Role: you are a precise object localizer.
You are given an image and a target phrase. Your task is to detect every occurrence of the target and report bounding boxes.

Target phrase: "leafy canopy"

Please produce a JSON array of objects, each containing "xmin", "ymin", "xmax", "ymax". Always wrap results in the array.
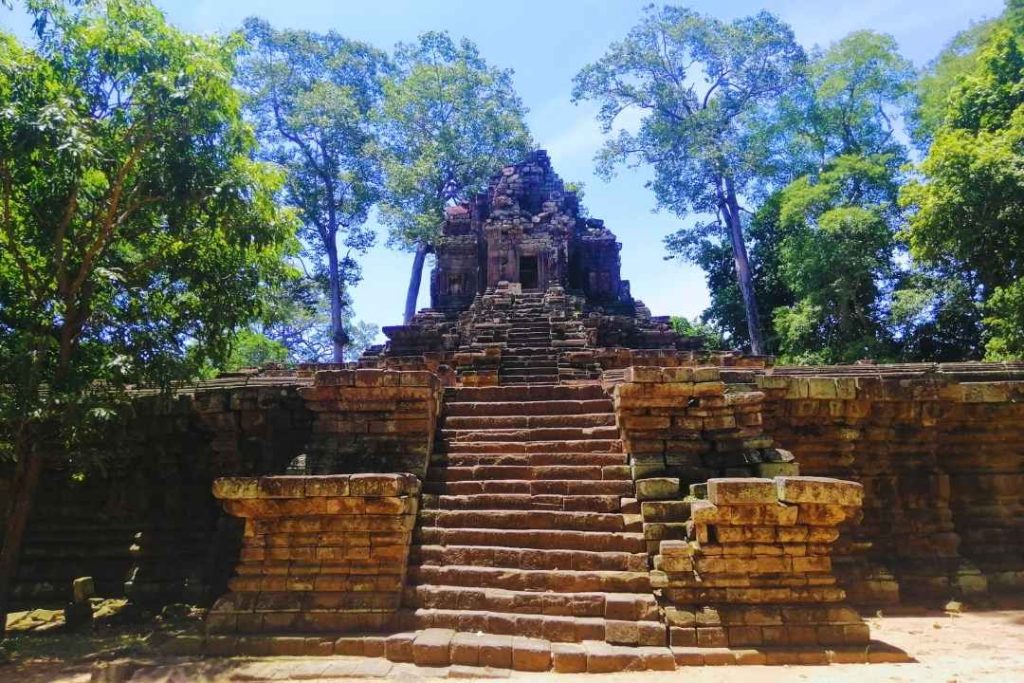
[
  {"xmin": 572, "ymin": 5, "xmax": 806, "ymax": 216},
  {"xmin": 378, "ymin": 31, "xmax": 532, "ymax": 249},
  {"xmin": 0, "ymin": 0, "xmax": 297, "ymax": 402},
  {"xmin": 239, "ymin": 17, "xmax": 388, "ymax": 276}
]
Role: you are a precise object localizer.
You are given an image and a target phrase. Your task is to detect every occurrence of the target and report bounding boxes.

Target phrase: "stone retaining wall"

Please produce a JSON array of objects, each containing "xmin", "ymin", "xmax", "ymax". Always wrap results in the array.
[
  {"xmin": 654, "ymin": 477, "xmax": 870, "ymax": 652},
  {"xmin": 299, "ymin": 370, "xmax": 443, "ymax": 478},
  {"xmin": 207, "ymin": 474, "xmax": 420, "ymax": 634},
  {"xmin": 758, "ymin": 374, "xmax": 1024, "ymax": 603}
]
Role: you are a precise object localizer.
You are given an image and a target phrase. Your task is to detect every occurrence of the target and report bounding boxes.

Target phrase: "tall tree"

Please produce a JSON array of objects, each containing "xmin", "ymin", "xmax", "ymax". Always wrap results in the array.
[
  {"xmin": 902, "ymin": 13, "xmax": 1024, "ymax": 358},
  {"xmin": 572, "ymin": 6, "xmax": 806, "ymax": 355},
  {"xmin": 766, "ymin": 31, "xmax": 914, "ymax": 362},
  {"xmin": 774, "ymin": 154, "xmax": 900, "ymax": 363},
  {"xmin": 239, "ymin": 18, "xmax": 388, "ymax": 361},
  {"xmin": 908, "ymin": 19, "xmax": 999, "ymax": 148},
  {"xmin": 379, "ymin": 31, "xmax": 532, "ymax": 324},
  {"xmin": 0, "ymin": 0, "xmax": 295, "ymax": 630}
]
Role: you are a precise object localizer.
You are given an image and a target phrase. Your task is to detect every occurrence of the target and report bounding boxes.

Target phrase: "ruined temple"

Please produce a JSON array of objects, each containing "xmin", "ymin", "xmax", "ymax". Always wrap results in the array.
[
  {"xmin": 370, "ymin": 149, "xmax": 699, "ymax": 366},
  {"xmin": 5, "ymin": 151, "xmax": 1023, "ymax": 672}
]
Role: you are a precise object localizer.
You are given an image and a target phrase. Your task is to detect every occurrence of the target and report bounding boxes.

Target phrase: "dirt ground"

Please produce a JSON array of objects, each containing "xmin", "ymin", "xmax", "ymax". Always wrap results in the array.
[{"xmin": 5, "ymin": 607, "xmax": 1024, "ymax": 682}]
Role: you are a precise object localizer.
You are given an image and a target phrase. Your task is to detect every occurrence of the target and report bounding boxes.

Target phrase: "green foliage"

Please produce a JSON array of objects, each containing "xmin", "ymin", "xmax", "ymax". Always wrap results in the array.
[
  {"xmin": 239, "ymin": 18, "xmax": 388, "ymax": 360},
  {"xmin": 670, "ymin": 316, "xmax": 726, "ymax": 350},
  {"xmin": 666, "ymin": 193, "xmax": 794, "ymax": 351},
  {"xmin": 574, "ymin": 5, "xmax": 806, "ymax": 354},
  {"xmin": 793, "ymin": 31, "xmax": 913, "ymax": 161},
  {"xmin": 773, "ymin": 155, "xmax": 899, "ymax": 363},
  {"xmin": 246, "ymin": 277, "xmax": 379, "ymax": 363},
  {"xmin": 225, "ymin": 329, "xmax": 288, "ymax": 371},
  {"xmin": 0, "ymin": 0, "xmax": 296, "ymax": 436},
  {"xmin": 985, "ymin": 279, "xmax": 1024, "ymax": 358},
  {"xmin": 889, "ymin": 272, "xmax": 983, "ymax": 360},
  {"xmin": 909, "ymin": 19, "xmax": 998, "ymax": 147},
  {"xmin": 379, "ymin": 31, "xmax": 532, "ymax": 250},
  {"xmin": 573, "ymin": 6, "xmax": 805, "ymax": 216},
  {"xmin": 901, "ymin": 15, "xmax": 1024, "ymax": 358}
]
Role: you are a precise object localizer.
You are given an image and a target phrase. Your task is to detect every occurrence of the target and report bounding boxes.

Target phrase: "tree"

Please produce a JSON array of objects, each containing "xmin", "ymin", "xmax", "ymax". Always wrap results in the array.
[
  {"xmin": 901, "ymin": 16, "xmax": 1024, "ymax": 358},
  {"xmin": 666, "ymin": 192, "xmax": 794, "ymax": 351},
  {"xmin": 790, "ymin": 31, "xmax": 913, "ymax": 162},
  {"xmin": 0, "ymin": 0, "xmax": 296, "ymax": 630},
  {"xmin": 239, "ymin": 18, "xmax": 388, "ymax": 361},
  {"xmin": 379, "ymin": 31, "xmax": 532, "ymax": 324},
  {"xmin": 573, "ymin": 6, "xmax": 806, "ymax": 355},
  {"xmin": 233, "ymin": 276, "xmax": 380, "ymax": 365},
  {"xmin": 908, "ymin": 19, "xmax": 999, "ymax": 148},
  {"xmin": 773, "ymin": 154, "xmax": 900, "ymax": 363},
  {"xmin": 763, "ymin": 32, "xmax": 914, "ymax": 363}
]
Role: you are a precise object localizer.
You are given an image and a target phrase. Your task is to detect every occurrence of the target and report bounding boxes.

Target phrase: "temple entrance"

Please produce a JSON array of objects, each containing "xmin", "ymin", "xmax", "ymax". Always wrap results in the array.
[{"xmin": 519, "ymin": 255, "xmax": 539, "ymax": 290}]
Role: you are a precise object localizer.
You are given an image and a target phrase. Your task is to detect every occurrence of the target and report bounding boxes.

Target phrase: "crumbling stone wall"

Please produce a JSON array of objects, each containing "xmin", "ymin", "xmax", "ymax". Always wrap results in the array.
[
  {"xmin": 655, "ymin": 477, "xmax": 870, "ymax": 660},
  {"xmin": 207, "ymin": 474, "xmax": 419, "ymax": 634},
  {"xmin": 758, "ymin": 372, "xmax": 1024, "ymax": 603},
  {"xmin": 299, "ymin": 369, "xmax": 442, "ymax": 478},
  {"xmin": 2, "ymin": 369, "xmax": 442, "ymax": 607}
]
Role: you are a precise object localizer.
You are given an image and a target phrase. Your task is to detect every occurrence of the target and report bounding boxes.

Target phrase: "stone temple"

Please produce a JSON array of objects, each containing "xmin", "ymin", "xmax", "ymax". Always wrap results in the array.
[
  {"xmin": 5, "ymin": 151, "xmax": 1023, "ymax": 672},
  {"xmin": 374, "ymin": 149, "xmax": 700, "ymax": 367}
]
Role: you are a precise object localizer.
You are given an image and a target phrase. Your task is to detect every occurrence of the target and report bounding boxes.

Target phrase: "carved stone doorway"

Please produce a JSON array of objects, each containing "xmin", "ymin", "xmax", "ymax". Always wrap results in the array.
[{"xmin": 519, "ymin": 255, "xmax": 539, "ymax": 290}]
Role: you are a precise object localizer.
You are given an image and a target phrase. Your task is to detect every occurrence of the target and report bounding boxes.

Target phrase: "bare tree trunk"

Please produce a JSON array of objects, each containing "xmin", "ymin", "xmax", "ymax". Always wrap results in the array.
[
  {"xmin": 0, "ymin": 433, "xmax": 43, "ymax": 636},
  {"xmin": 326, "ymin": 237, "xmax": 345, "ymax": 363},
  {"xmin": 403, "ymin": 242, "xmax": 430, "ymax": 325},
  {"xmin": 722, "ymin": 176, "xmax": 765, "ymax": 356}
]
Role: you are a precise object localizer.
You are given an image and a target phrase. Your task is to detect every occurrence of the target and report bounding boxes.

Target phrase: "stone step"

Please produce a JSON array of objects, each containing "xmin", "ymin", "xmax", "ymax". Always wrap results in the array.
[
  {"xmin": 377, "ymin": 626, "xmax": 676, "ymax": 670},
  {"xmin": 408, "ymin": 564, "xmax": 652, "ymax": 594},
  {"xmin": 500, "ymin": 376, "xmax": 560, "ymax": 385},
  {"xmin": 486, "ymin": 347, "xmax": 558, "ymax": 357},
  {"xmin": 440, "ymin": 426, "xmax": 621, "ymax": 443},
  {"xmin": 415, "ymin": 526, "xmax": 647, "ymax": 553},
  {"xmin": 496, "ymin": 366, "xmax": 560, "ymax": 376},
  {"xmin": 446, "ymin": 384, "xmax": 607, "ymax": 402},
  {"xmin": 442, "ymin": 414, "xmax": 616, "ymax": 430},
  {"xmin": 419, "ymin": 509, "xmax": 640, "ymax": 533},
  {"xmin": 499, "ymin": 361, "xmax": 559, "ymax": 370},
  {"xmin": 428, "ymin": 453, "xmax": 627, "ymax": 468},
  {"xmin": 422, "ymin": 493, "xmax": 624, "ymax": 513},
  {"xmin": 423, "ymin": 477, "xmax": 632, "ymax": 496},
  {"xmin": 407, "ymin": 585, "xmax": 660, "ymax": 621},
  {"xmin": 411, "ymin": 544, "xmax": 648, "ymax": 572},
  {"xmin": 437, "ymin": 439, "xmax": 624, "ymax": 455},
  {"xmin": 444, "ymin": 401, "xmax": 610, "ymax": 417},
  {"xmin": 425, "ymin": 464, "xmax": 630, "ymax": 482}
]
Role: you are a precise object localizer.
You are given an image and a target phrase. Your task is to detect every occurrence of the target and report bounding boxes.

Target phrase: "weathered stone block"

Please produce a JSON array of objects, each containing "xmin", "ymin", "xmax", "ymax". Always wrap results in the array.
[
  {"xmin": 706, "ymin": 478, "xmax": 777, "ymax": 505},
  {"xmin": 776, "ymin": 476, "xmax": 863, "ymax": 506}
]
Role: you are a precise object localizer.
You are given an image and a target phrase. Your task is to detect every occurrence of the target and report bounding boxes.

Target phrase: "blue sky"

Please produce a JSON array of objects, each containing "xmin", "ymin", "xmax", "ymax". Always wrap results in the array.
[{"xmin": 1, "ymin": 0, "xmax": 1006, "ymax": 338}]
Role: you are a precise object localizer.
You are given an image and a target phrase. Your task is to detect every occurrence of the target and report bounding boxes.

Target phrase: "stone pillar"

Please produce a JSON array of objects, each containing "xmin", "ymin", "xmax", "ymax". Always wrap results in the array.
[
  {"xmin": 654, "ymin": 476, "xmax": 872, "ymax": 658},
  {"xmin": 207, "ymin": 473, "xmax": 419, "ymax": 634}
]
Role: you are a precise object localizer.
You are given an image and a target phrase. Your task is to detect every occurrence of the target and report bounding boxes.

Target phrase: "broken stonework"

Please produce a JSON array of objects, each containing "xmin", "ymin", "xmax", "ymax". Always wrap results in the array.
[{"xmin": 207, "ymin": 474, "xmax": 420, "ymax": 634}]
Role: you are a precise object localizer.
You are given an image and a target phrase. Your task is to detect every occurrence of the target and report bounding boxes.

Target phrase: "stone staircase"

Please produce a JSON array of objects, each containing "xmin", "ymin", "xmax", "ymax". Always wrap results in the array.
[
  {"xmin": 407, "ymin": 383, "xmax": 667, "ymax": 646},
  {"xmin": 500, "ymin": 291, "xmax": 559, "ymax": 385}
]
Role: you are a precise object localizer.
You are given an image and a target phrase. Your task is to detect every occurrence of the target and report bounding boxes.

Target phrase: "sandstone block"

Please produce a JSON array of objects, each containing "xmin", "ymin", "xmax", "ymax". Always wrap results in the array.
[
  {"xmin": 630, "ymin": 479, "xmax": 679, "ymax": 499},
  {"xmin": 707, "ymin": 478, "xmax": 777, "ymax": 505},
  {"xmin": 776, "ymin": 476, "xmax": 863, "ymax": 506},
  {"xmin": 512, "ymin": 636, "xmax": 551, "ymax": 671},
  {"xmin": 303, "ymin": 476, "xmax": 350, "ymax": 497},
  {"xmin": 413, "ymin": 628, "xmax": 454, "ymax": 667},
  {"xmin": 450, "ymin": 632, "xmax": 481, "ymax": 666},
  {"xmin": 385, "ymin": 632, "xmax": 416, "ymax": 662},
  {"xmin": 477, "ymin": 634, "xmax": 513, "ymax": 668},
  {"xmin": 213, "ymin": 478, "xmax": 260, "ymax": 500},
  {"xmin": 551, "ymin": 642, "xmax": 587, "ymax": 673}
]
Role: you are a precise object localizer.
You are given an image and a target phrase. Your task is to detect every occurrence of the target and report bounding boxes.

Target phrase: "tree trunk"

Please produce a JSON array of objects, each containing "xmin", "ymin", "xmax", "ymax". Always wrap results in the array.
[
  {"xmin": 0, "ymin": 435, "xmax": 43, "ymax": 636},
  {"xmin": 722, "ymin": 176, "xmax": 765, "ymax": 356},
  {"xmin": 403, "ymin": 242, "xmax": 430, "ymax": 325},
  {"xmin": 326, "ymin": 236, "xmax": 345, "ymax": 363}
]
